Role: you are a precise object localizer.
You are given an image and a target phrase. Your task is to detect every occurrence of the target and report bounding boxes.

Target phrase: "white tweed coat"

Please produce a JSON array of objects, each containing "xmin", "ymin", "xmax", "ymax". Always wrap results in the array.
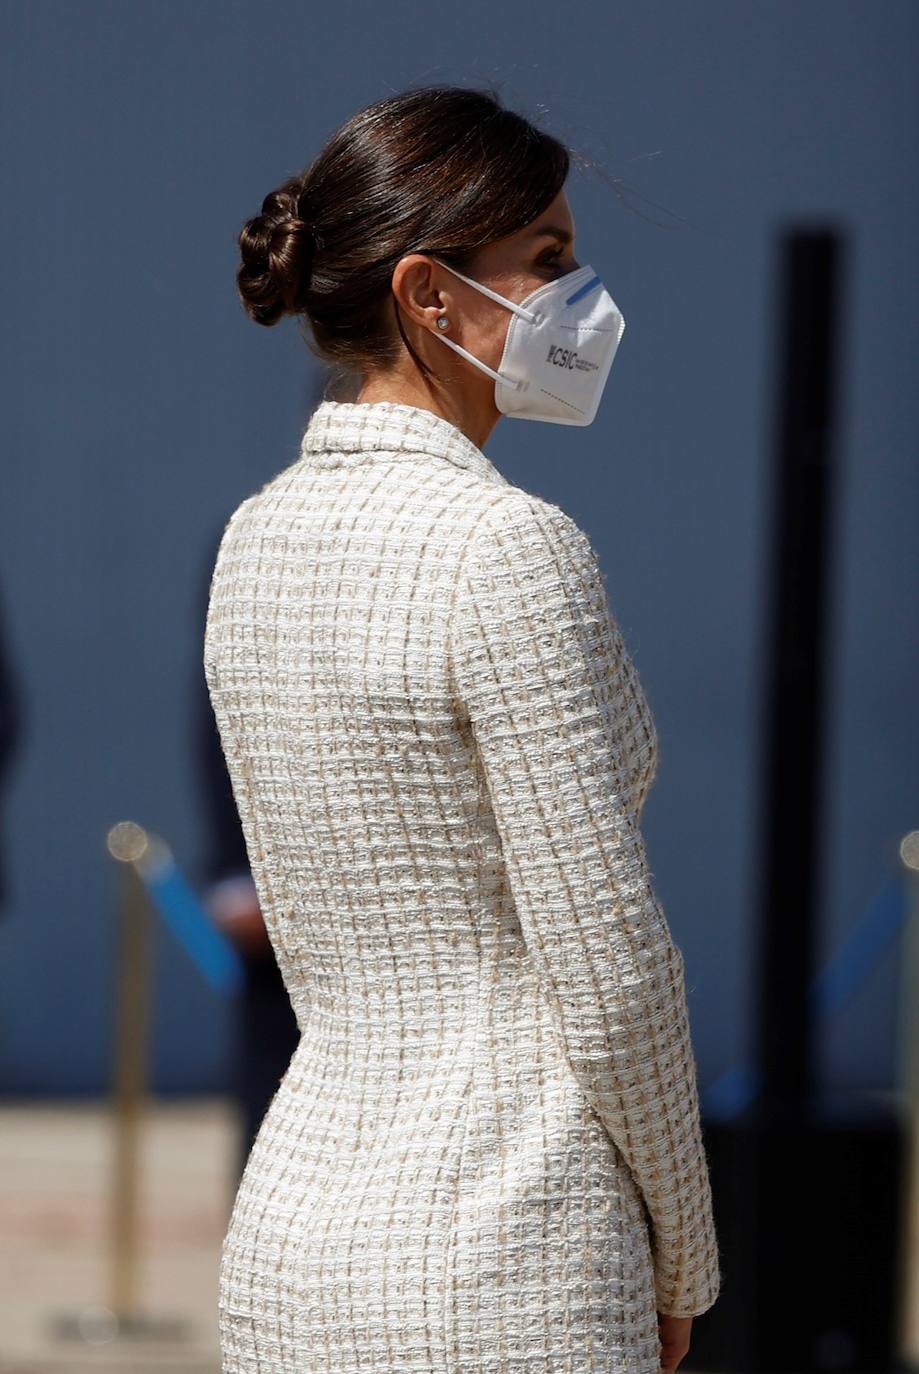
[{"xmin": 203, "ymin": 398, "xmax": 722, "ymax": 1373}]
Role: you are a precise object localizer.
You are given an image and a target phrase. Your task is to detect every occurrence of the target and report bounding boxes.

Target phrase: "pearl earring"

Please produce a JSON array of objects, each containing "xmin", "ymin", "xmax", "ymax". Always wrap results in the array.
[{"xmin": 436, "ymin": 315, "xmax": 450, "ymax": 330}]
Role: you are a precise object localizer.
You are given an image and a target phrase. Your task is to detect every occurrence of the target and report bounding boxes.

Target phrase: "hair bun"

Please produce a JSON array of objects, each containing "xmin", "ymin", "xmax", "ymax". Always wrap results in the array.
[
  {"xmin": 236, "ymin": 180, "xmax": 315, "ymax": 326},
  {"xmin": 235, "ymin": 84, "xmax": 570, "ymax": 375}
]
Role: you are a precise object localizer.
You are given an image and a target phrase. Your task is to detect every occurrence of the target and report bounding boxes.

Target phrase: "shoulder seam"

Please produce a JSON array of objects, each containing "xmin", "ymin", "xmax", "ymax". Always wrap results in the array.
[{"xmin": 455, "ymin": 488, "xmax": 579, "ymax": 584}]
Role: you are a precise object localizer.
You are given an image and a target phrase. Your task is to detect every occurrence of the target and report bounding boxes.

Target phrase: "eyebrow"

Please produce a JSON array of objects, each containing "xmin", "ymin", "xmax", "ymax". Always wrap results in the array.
[{"xmin": 529, "ymin": 223, "xmax": 575, "ymax": 245}]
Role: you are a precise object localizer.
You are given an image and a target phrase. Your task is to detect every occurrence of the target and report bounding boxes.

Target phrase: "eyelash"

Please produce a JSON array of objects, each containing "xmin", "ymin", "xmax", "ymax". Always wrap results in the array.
[{"xmin": 541, "ymin": 248, "xmax": 566, "ymax": 273}]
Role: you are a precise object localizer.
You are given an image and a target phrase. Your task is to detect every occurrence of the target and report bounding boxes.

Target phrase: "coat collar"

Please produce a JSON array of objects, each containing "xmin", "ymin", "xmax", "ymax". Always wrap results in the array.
[{"xmin": 298, "ymin": 399, "xmax": 510, "ymax": 485}]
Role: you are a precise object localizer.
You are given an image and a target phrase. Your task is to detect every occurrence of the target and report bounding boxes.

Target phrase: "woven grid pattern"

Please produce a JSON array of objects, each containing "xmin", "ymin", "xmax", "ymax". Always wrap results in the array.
[{"xmin": 203, "ymin": 399, "xmax": 721, "ymax": 1373}]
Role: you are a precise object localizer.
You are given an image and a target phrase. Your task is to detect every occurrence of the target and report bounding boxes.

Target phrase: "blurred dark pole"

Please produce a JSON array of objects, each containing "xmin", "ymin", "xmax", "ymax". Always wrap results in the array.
[
  {"xmin": 0, "ymin": 583, "xmax": 24, "ymax": 913},
  {"xmin": 754, "ymin": 226, "xmax": 841, "ymax": 1121},
  {"xmin": 748, "ymin": 224, "xmax": 843, "ymax": 1370},
  {"xmin": 695, "ymin": 226, "xmax": 906, "ymax": 1374},
  {"xmin": 746, "ymin": 227, "xmax": 904, "ymax": 1373}
]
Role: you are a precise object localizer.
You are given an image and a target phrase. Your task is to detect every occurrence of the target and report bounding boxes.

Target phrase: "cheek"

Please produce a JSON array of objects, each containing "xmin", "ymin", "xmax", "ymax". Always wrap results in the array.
[{"xmin": 467, "ymin": 303, "xmax": 512, "ymax": 370}]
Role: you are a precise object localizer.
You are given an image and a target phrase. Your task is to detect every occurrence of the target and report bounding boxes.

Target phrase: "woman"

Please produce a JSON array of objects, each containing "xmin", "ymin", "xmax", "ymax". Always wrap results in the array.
[{"xmin": 204, "ymin": 84, "xmax": 722, "ymax": 1374}]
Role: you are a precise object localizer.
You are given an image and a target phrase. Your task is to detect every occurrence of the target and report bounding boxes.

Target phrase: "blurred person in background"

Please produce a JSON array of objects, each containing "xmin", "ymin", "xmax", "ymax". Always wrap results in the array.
[{"xmin": 195, "ymin": 534, "xmax": 300, "ymax": 1181}]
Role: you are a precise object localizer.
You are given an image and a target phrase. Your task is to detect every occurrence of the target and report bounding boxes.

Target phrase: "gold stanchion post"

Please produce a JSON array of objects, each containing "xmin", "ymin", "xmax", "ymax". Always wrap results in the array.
[
  {"xmin": 50, "ymin": 821, "xmax": 188, "ymax": 1347},
  {"xmin": 109, "ymin": 826, "xmax": 151, "ymax": 1320}
]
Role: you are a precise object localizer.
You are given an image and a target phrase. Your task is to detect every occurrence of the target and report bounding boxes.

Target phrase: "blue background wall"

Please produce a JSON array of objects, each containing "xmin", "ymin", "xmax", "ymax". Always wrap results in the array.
[{"xmin": 1, "ymin": 1, "xmax": 916, "ymax": 1100}]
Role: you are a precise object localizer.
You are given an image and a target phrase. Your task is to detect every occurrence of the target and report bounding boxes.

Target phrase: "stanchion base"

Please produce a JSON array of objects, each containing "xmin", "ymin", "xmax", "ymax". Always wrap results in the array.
[{"xmin": 48, "ymin": 1305, "xmax": 191, "ymax": 1345}]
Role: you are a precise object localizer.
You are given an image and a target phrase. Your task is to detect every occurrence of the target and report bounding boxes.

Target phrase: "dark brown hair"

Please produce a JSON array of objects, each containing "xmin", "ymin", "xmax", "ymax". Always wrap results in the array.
[{"xmin": 236, "ymin": 84, "xmax": 571, "ymax": 387}]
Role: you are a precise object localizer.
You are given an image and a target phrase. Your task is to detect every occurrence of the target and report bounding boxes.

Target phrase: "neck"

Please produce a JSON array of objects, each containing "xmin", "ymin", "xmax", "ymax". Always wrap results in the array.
[{"xmin": 354, "ymin": 373, "xmax": 499, "ymax": 451}]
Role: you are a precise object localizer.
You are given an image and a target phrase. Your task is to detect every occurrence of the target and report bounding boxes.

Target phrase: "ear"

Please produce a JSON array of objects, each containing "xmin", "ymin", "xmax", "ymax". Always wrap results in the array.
[{"xmin": 390, "ymin": 254, "xmax": 453, "ymax": 332}]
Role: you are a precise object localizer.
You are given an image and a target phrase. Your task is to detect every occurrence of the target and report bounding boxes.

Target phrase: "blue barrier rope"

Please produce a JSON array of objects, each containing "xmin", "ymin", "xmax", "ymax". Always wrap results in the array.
[
  {"xmin": 140, "ymin": 857, "xmax": 245, "ymax": 995},
  {"xmin": 808, "ymin": 872, "xmax": 906, "ymax": 1018},
  {"xmin": 702, "ymin": 870, "xmax": 909, "ymax": 1119},
  {"xmin": 137, "ymin": 841, "xmax": 910, "ymax": 1103}
]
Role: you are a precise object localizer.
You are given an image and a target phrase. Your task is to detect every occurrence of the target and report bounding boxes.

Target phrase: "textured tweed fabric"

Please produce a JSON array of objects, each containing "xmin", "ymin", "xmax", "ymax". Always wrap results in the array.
[{"xmin": 203, "ymin": 399, "xmax": 722, "ymax": 1373}]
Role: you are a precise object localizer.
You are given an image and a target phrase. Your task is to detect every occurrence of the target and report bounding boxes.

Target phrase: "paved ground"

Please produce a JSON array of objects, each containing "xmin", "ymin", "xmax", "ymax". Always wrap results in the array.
[{"xmin": 0, "ymin": 1098, "xmax": 236, "ymax": 1373}]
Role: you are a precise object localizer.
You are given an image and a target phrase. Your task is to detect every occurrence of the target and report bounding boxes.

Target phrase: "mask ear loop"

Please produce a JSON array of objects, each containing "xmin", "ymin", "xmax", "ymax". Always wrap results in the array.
[
  {"xmin": 426, "ymin": 256, "xmax": 540, "ymax": 324},
  {"xmin": 423, "ymin": 255, "xmax": 534, "ymax": 390},
  {"xmin": 431, "ymin": 330, "xmax": 519, "ymax": 387}
]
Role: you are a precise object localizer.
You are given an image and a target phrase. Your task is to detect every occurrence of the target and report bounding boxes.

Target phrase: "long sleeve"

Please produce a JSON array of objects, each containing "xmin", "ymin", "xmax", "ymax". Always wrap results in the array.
[{"xmin": 450, "ymin": 493, "xmax": 722, "ymax": 1319}]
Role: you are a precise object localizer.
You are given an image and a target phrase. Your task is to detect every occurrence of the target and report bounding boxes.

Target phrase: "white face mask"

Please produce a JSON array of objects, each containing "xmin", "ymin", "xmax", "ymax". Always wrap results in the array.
[{"xmin": 427, "ymin": 255, "xmax": 626, "ymax": 426}]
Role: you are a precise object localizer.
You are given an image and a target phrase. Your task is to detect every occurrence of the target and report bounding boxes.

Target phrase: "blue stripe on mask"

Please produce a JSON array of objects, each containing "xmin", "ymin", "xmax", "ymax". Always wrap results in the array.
[{"xmin": 565, "ymin": 275, "xmax": 602, "ymax": 306}]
